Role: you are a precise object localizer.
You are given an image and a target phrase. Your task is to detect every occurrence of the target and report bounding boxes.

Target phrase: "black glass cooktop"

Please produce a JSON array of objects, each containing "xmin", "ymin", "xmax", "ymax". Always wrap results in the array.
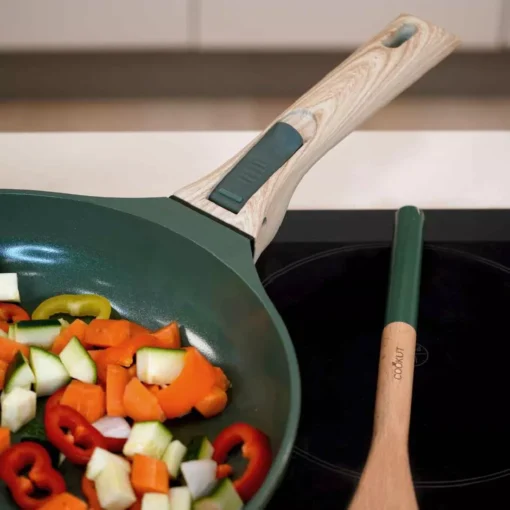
[{"xmin": 255, "ymin": 210, "xmax": 510, "ymax": 510}]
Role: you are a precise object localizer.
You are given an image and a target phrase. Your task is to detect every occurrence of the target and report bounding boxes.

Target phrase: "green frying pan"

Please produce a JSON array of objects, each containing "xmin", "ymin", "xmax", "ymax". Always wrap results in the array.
[{"xmin": 0, "ymin": 15, "xmax": 458, "ymax": 509}]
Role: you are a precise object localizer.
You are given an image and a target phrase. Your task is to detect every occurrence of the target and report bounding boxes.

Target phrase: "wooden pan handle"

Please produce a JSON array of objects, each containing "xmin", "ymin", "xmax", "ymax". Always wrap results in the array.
[{"xmin": 173, "ymin": 14, "xmax": 459, "ymax": 259}]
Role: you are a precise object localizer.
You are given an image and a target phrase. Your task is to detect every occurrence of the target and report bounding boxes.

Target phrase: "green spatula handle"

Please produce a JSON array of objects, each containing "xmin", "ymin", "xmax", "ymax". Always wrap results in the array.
[
  {"xmin": 174, "ymin": 15, "xmax": 458, "ymax": 260},
  {"xmin": 376, "ymin": 205, "xmax": 424, "ymax": 439},
  {"xmin": 348, "ymin": 205, "xmax": 424, "ymax": 510},
  {"xmin": 385, "ymin": 205, "xmax": 425, "ymax": 329}
]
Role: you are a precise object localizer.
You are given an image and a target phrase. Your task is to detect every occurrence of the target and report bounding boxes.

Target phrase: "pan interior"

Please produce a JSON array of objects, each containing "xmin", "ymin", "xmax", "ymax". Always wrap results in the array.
[{"xmin": 0, "ymin": 194, "xmax": 293, "ymax": 500}]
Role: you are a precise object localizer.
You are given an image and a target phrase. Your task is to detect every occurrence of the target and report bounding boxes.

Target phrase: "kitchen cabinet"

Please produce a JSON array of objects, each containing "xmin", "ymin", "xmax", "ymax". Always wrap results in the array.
[
  {"xmin": 197, "ymin": 0, "xmax": 503, "ymax": 50},
  {"xmin": 0, "ymin": 0, "xmax": 505, "ymax": 52},
  {"xmin": 0, "ymin": 0, "xmax": 189, "ymax": 50},
  {"xmin": 502, "ymin": 0, "xmax": 510, "ymax": 46}
]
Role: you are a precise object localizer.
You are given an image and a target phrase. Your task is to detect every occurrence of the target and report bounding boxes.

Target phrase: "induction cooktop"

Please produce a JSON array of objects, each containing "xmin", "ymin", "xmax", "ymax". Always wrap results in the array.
[{"xmin": 255, "ymin": 210, "xmax": 510, "ymax": 510}]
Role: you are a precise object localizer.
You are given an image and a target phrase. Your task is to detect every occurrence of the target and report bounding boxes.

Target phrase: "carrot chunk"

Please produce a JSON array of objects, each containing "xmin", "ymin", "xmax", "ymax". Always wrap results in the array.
[
  {"xmin": 214, "ymin": 367, "xmax": 231, "ymax": 392},
  {"xmin": 157, "ymin": 347, "xmax": 216, "ymax": 419},
  {"xmin": 106, "ymin": 365, "xmax": 130, "ymax": 417},
  {"xmin": 130, "ymin": 454, "xmax": 169, "ymax": 495},
  {"xmin": 152, "ymin": 322, "xmax": 181, "ymax": 349},
  {"xmin": 129, "ymin": 322, "xmax": 150, "ymax": 337},
  {"xmin": 81, "ymin": 476, "xmax": 101, "ymax": 510},
  {"xmin": 39, "ymin": 492, "xmax": 87, "ymax": 510},
  {"xmin": 60, "ymin": 380, "xmax": 106, "ymax": 423},
  {"xmin": 123, "ymin": 378, "xmax": 165, "ymax": 422},
  {"xmin": 0, "ymin": 360, "xmax": 8, "ymax": 391},
  {"xmin": 143, "ymin": 384, "xmax": 161, "ymax": 398},
  {"xmin": 51, "ymin": 319, "xmax": 88, "ymax": 354},
  {"xmin": 195, "ymin": 386, "xmax": 228, "ymax": 418},
  {"xmin": 86, "ymin": 319, "xmax": 131, "ymax": 348},
  {"xmin": 0, "ymin": 427, "xmax": 11, "ymax": 455},
  {"xmin": 87, "ymin": 349, "xmax": 102, "ymax": 363},
  {"xmin": 0, "ymin": 336, "xmax": 29, "ymax": 363}
]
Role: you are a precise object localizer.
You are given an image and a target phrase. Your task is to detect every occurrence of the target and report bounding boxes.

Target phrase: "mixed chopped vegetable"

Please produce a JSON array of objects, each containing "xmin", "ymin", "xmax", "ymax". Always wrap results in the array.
[{"xmin": 0, "ymin": 274, "xmax": 272, "ymax": 509}]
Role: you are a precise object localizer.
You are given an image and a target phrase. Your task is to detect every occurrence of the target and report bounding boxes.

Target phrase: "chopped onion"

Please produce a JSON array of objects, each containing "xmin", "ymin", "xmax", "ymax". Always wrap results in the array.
[
  {"xmin": 0, "ymin": 329, "xmax": 7, "ymax": 338},
  {"xmin": 92, "ymin": 417, "xmax": 131, "ymax": 439}
]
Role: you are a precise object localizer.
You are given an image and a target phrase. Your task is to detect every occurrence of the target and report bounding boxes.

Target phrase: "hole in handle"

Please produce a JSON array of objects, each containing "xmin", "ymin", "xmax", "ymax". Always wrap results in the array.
[{"xmin": 383, "ymin": 23, "xmax": 417, "ymax": 48}]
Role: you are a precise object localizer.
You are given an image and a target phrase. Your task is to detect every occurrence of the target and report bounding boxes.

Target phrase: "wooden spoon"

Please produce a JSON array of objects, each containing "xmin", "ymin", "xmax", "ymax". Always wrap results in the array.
[{"xmin": 348, "ymin": 205, "xmax": 425, "ymax": 510}]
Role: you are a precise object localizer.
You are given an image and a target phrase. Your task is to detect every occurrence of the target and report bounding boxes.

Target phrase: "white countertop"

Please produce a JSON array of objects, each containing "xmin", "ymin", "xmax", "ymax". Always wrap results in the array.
[{"xmin": 1, "ymin": 130, "xmax": 509, "ymax": 209}]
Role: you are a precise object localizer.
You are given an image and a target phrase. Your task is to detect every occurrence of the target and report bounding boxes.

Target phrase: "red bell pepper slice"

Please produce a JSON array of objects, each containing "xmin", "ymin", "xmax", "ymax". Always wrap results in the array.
[
  {"xmin": 0, "ymin": 441, "xmax": 66, "ymax": 509},
  {"xmin": 46, "ymin": 395, "xmax": 124, "ymax": 453},
  {"xmin": 44, "ymin": 405, "xmax": 108, "ymax": 465},
  {"xmin": 103, "ymin": 436, "xmax": 127, "ymax": 453},
  {"xmin": 0, "ymin": 303, "xmax": 30, "ymax": 323},
  {"xmin": 212, "ymin": 422, "xmax": 272, "ymax": 502},
  {"xmin": 216, "ymin": 463, "xmax": 233, "ymax": 480},
  {"xmin": 45, "ymin": 387, "xmax": 67, "ymax": 411}
]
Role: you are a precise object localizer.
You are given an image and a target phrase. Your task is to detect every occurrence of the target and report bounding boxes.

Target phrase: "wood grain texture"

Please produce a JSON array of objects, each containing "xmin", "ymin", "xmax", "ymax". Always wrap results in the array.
[
  {"xmin": 348, "ymin": 321, "xmax": 418, "ymax": 510},
  {"xmin": 174, "ymin": 13, "xmax": 460, "ymax": 259}
]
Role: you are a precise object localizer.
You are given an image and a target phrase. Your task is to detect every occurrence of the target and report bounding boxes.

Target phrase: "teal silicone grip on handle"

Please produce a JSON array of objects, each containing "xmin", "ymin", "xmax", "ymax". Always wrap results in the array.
[
  {"xmin": 208, "ymin": 122, "xmax": 303, "ymax": 213},
  {"xmin": 385, "ymin": 205, "xmax": 425, "ymax": 329}
]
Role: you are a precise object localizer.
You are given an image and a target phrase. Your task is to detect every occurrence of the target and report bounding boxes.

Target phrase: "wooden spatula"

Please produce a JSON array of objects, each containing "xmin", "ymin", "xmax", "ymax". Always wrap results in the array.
[{"xmin": 348, "ymin": 205, "xmax": 425, "ymax": 510}]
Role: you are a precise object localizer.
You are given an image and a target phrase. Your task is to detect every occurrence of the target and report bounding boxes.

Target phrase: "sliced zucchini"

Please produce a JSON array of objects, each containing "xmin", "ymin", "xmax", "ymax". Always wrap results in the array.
[
  {"xmin": 162, "ymin": 439, "xmax": 188, "ymax": 478},
  {"xmin": 86, "ymin": 446, "xmax": 131, "ymax": 482},
  {"xmin": 1, "ymin": 387, "xmax": 37, "ymax": 432},
  {"xmin": 123, "ymin": 421, "xmax": 173, "ymax": 459},
  {"xmin": 12, "ymin": 320, "xmax": 61, "ymax": 349},
  {"xmin": 141, "ymin": 492, "xmax": 171, "ymax": 510},
  {"xmin": 7, "ymin": 324, "xmax": 15, "ymax": 340},
  {"xmin": 136, "ymin": 347, "xmax": 186, "ymax": 385},
  {"xmin": 95, "ymin": 462, "xmax": 137, "ymax": 510},
  {"xmin": 0, "ymin": 328, "xmax": 7, "ymax": 338},
  {"xmin": 29, "ymin": 346, "xmax": 70, "ymax": 396},
  {"xmin": 181, "ymin": 459, "xmax": 217, "ymax": 500},
  {"xmin": 193, "ymin": 479, "xmax": 244, "ymax": 510},
  {"xmin": 169, "ymin": 487, "xmax": 192, "ymax": 510},
  {"xmin": 59, "ymin": 336, "xmax": 97, "ymax": 383},
  {"xmin": 0, "ymin": 273, "xmax": 20, "ymax": 302},
  {"xmin": 184, "ymin": 436, "xmax": 214, "ymax": 462},
  {"xmin": 5, "ymin": 351, "xmax": 35, "ymax": 393}
]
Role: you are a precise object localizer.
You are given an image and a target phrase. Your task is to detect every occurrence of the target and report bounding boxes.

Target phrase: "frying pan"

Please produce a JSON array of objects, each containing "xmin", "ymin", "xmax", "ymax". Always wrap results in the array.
[{"xmin": 0, "ymin": 14, "xmax": 458, "ymax": 508}]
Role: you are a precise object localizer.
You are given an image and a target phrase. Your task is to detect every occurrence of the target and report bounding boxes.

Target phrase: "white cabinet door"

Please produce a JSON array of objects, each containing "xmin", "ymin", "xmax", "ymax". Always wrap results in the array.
[
  {"xmin": 502, "ymin": 0, "xmax": 510, "ymax": 46},
  {"xmin": 0, "ymin": 0, "xmax": 189, "ymax": 50},
  {"xmin": 198, "ymin": 0, "xmax": 503, "ymax": 50}
]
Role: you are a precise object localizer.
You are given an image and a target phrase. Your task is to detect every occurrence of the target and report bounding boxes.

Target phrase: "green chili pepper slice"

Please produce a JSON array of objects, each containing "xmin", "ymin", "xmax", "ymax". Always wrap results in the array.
[{"xmin": 32, "ymin": 294, "xmax": 112, "ymax": 320}]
